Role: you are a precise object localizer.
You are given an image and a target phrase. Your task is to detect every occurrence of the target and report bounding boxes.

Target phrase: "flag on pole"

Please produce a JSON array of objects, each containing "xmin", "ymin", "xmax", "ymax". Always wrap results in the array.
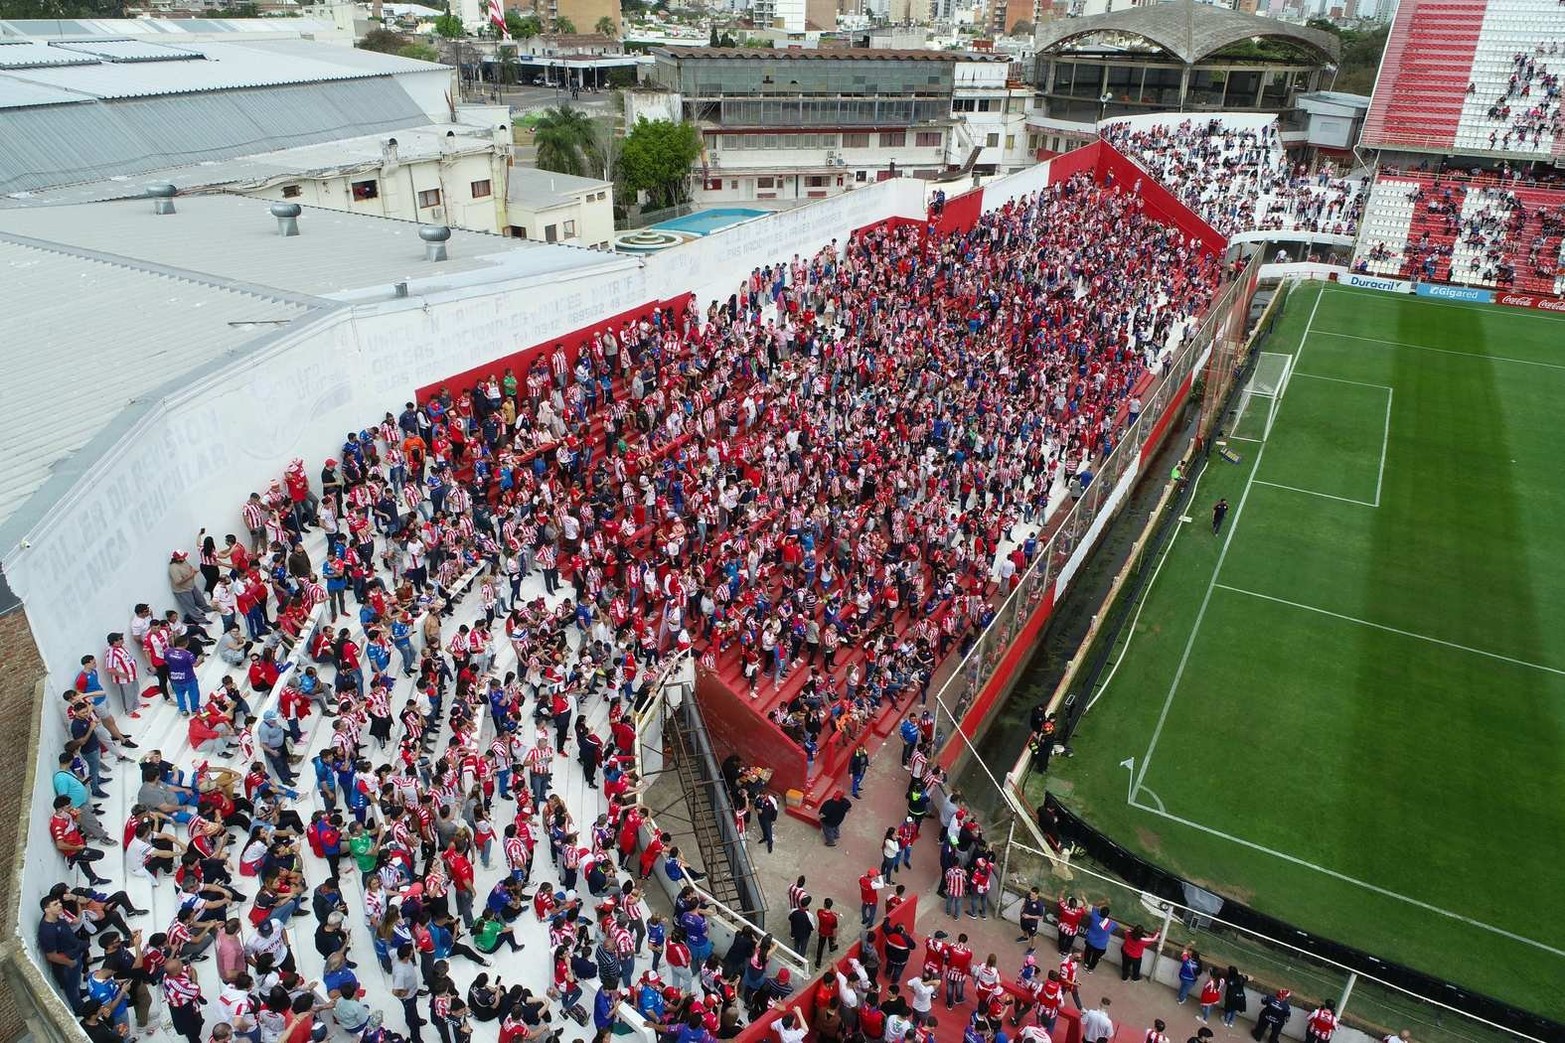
[{"xmin": 487, "ymin": 0, "xmax": 509, "ymax": 37}]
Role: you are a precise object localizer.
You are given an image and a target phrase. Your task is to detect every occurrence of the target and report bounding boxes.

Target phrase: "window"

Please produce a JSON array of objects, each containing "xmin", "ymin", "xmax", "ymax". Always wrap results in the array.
[
  {"xmin": 417, "ymin": 188, "xmax": 442, "ymax": 208},
  {"xmin": 879, "ymin": 130, "xmax": 905, "ymax": 148},
  {"xmin": 281, "ymin": 184, "xmax": 301, "ymax": 199},
  {"xmin": 758, "ymin": 176, "xmax": 775, "ymax": 189},
  {"xmin": 705, "ymin": 178, "xmax": 723, "ymax": 191},
  {"xmin": 545, "ymin": 224, "xmax": 558, "ymax": 243},
  {"xmin": 805, "ymin": 175, "xmax": 828, "ymax": 188},
  {"xmin": 985, "ymin": 133, "xmax": 1000, "ymax": 148},
  {"xmin": 564, "ymin": 219, "xmax": 576, "ymax": 237},
  {"xmin": 470, "ymin": 179, "xmax": 492, "ymax": 199},
  {"xmin": 842, "ymin": 132, "xmax": 870, "ymax": 148},
  {"xmin": 515, "ymin": 226, "xmax": 528, "ymax": 239},
  {"xmin": 351, "ymin": 179, "xmax": 378, "ymax": 201},
  {"xmin": 915, "ymin": 131, "xmax": 942, "ymax": 147},
  {"xmin": 1005, "ymin": 135, "xmax": 1016, "ymax": 150}
]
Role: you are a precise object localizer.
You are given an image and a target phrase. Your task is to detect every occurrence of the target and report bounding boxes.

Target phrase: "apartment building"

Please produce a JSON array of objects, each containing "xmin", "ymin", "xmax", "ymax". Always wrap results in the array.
[{"xmin": 646, "ymin": 47, "xmax": 1011, "ymax": 203}]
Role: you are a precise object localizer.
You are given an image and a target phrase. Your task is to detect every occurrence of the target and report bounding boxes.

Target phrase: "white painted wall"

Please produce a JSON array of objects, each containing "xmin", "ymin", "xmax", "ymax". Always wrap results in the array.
[
  {"xmin": 3, "ymin": 165, "xmax": 984, "ymax": 937},
  {"xmin": 242, "ymin": 152, "xmax": 507, "ymax": 233}
]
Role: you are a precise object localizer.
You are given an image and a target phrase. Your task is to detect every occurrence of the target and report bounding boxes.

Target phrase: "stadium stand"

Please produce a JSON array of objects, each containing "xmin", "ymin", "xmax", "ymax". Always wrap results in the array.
[
  {"xmin": 1101, "ymin": 117, "xmax": 1366, "ymax": 241},
  {"xmin": 30, "ymin": 169, "xmax": 1228, "ymax": 1042},
  {"xmin": 1351, "ymin": 170, "xmax": 1565, "ymax": 292},
  {"xmin": 1364, "ymin": 0, "xmax": 1565, "ymax": 157},
  {"xmin": 1355, "ymin": 177, "xmax": 1421, "ymax": 275}
]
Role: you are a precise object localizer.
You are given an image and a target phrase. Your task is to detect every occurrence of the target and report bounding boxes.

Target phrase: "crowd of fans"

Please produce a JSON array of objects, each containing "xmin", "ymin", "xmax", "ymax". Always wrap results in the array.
[
  {"xmin": 1351, "ymin": 172, "xmax": 1565, "ymax": 288},
  {"xmin": 1101, "ymin": 119, "xmax": 1367, "ymax": 241},
  {"xmin": 41, "ymin": 172, "xmax": 1226, "ymax": 1043},
  {"xmin": 1468, "ymin": 44, "xmax": 1563, "ymax": 153}
]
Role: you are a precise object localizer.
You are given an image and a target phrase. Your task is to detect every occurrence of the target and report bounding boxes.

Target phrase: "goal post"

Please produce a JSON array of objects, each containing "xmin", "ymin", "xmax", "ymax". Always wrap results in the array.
[{"xmin": 1229, "ymin": 351, "xmax": 1293, "ymax": 443}]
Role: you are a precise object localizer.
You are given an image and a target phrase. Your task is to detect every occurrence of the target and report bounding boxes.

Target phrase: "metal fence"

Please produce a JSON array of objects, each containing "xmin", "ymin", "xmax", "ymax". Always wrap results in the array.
[
  {"xmin": 925, "ymin": 251, "xmax": 1261, "ymax": 774},
  {"xmin": 915, "ymin": 276, "xmax": 1561, "ymax": 1043},
  {"xmin": 994, "ymin": 796, "xmax": 1545, "ymax": 1043}
]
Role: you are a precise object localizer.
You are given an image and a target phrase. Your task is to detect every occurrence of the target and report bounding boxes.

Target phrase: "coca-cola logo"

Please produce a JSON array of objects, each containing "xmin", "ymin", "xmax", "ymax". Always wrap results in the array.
[
  {"xmin": 1498, "ymin": 293, "xmax": 1537, "ymax": 307},
  {"xmin": 1540, "ymin": 298, "xmax": 1565, "ymax": 312}
]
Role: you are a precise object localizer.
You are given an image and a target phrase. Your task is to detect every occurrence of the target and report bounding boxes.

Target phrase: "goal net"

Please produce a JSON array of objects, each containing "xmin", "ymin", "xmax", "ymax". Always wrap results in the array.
[{"xmin": 1229, "ymin": 351, "xmax": 1292, "ymax": 442}]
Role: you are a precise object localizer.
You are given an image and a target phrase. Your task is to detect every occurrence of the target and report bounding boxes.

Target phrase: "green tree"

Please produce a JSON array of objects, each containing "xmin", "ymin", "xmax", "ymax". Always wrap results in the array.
[
  {"xmin": 1009, "ymin": 18, "xmax": 1032, "ymax": 36},
  {"xmin": 358, "ymin": 28, "xmax": 412, "ymax": 53},
  {"xmin": 1334, "ymin": 23, "xmax": 1389, "ymax": 95},
  {"xmin": 617, "ymin": 117, "xmax": 701, "ymax": 210},
  {"xmin": 708, "ymin": 23, "xmax": 719, "ymax": 45},
  {"xmin": 507, "ymin": 10, "xmax": 542, "ymax": 38},
  {"xmin": 533, "ymin": 105, "xmax": 603, "ymax": 177},
  {"xmin": 433, "ymin": 11, "xmax": 466, "ymax": 36},
  {"xmin": 596, "ymin": 14, "xmax": 617, "ymax": 35},
  {"xmin": 717, "ymin": 31, "xmax": 737, "ymax": 46},
  {"xmin": 397, "ymin": 42, "xmax": 442, "ymax": 61},
  {"xmin": 553, "ymin": 14, "xmax": 576, "ymax": 32}
]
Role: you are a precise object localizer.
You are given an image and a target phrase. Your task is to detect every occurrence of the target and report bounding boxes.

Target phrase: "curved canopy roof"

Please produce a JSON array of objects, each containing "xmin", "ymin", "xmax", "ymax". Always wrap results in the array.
[{"xmin": 1037, "ymin": 0, "xmax": 1339, "ymax": 65}]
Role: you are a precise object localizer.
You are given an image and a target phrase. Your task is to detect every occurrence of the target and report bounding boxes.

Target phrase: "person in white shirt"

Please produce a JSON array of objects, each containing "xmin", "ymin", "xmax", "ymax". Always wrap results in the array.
[
  {"xmin": 906, "ymin": 971, "xmax": 937, "ymax": 1019},
  {"xmin": 772, "ymin": 1010, "xmax": 808, "ymax": 1043},
  {"xmin": 1082, "ymin": 998, "xmax": 1115, "ymax": 1043}
]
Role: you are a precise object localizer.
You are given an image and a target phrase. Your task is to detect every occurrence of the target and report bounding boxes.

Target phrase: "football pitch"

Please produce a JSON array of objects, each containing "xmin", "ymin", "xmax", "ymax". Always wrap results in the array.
[{"xmin": 1042, "ymin": 283, "xmax": 1565, "ymax": 1023}]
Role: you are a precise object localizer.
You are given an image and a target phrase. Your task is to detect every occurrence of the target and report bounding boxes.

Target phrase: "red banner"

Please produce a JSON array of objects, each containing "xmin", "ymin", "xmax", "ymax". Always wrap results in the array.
[{"xmin": 1496, "ymin": 291, "xmax": 1565, "ymax": 312}]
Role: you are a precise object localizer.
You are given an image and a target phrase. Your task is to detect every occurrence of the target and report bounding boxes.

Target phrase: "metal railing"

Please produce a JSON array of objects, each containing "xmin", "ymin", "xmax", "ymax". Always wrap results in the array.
[
  {"xmin": 962, "ymin": 279, "xmax": 1564, "ymax": 1043},
  {"xmin": 631, "ymin": 655, "xmax": 805, "ymax": 973},
  {"xmin": 925, "ymin": 251, "xmax": 1261, "ymax": 786}
]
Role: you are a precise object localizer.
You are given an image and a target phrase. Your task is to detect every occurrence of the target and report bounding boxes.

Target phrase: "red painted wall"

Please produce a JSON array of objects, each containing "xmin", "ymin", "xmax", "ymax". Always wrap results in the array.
[
  {"xmin": 931, "ymin": 185, "xmax": 985, "ymax": 237},
  {"xmin": 1094, "ymin": 141, "xmax": 1227, "ymax": 257},
  {"xmin": 695, "ymin": 667, "xmax": 809, "ymax": 796},
  {"xmin": 413, "ymin": 292, "xmax": 695, "ymax": 404},
  {"xmin": 1046, "ymin": 139, "xmax": 1104, "ymax": 186}
]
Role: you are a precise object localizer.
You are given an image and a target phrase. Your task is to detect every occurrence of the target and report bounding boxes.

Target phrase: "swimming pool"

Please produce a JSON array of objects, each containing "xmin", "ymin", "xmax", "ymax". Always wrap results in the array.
[{"xmin": 649, "ymin": 207, "xmax": 768, "ymax": 236}]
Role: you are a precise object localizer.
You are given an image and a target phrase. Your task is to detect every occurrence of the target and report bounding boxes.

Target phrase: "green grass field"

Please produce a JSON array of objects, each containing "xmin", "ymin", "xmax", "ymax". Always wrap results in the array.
[{"xmin": 1040, "ymin": 283, "xmax": 1565, "ymax": 1023}]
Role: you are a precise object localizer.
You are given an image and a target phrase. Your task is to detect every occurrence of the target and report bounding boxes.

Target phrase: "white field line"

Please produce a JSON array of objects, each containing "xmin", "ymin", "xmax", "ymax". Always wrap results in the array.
[
  {"xmin": 1127, "ymin": 797, "xmax": 1565, "ymax": 960},
  {"xmin": 1310, "ymin": 328, "xmax": 1565, "ymax": 372},
  {"xmin": 1252, "ymin": 481, "xmax": 1377, "ymax": 508},
  {"xmin": 1131, "ymin": 285, "xmax": 1327, "ymax": 796},
  {"xmin": 1214, "ymin": 583, "xmax": 1565, "ymax": 679}
]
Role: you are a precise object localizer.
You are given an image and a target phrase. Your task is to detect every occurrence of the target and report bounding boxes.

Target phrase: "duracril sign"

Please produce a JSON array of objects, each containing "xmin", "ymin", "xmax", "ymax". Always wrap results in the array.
[
  {"xmin": 1343, "ymin": 272, "xmax": 1412, "ymax": 294},
  {"xmin": 1496, "ymin": 291, "xmax": 1565, "ymax": 313}
]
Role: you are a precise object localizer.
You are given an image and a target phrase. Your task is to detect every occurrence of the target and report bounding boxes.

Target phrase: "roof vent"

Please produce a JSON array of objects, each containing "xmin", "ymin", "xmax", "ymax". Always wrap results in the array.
[
  {"xmin": 419, "ymin": 224, "xmax": 452, "ymax": 262},
  {"xmin": 270, "ymin": 201, "xmax": 302, "ymax": 237},
  {"xmin": 147, "ymin": 182, "xmax": 176, "ymax": 215}
]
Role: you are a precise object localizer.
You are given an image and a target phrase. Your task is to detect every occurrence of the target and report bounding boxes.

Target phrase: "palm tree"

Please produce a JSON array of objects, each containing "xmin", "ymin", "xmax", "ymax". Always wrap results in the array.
[
  {"xmin": 532, "ymin": 105, "xmax": 601, "ymax": 177},
  {"xmin": 595, "ymin": 14, "xmax": 616, "ymax": 36},
  {"xmin": 553, "ymin": 13, "xmax": 576, "ymax": 33}
]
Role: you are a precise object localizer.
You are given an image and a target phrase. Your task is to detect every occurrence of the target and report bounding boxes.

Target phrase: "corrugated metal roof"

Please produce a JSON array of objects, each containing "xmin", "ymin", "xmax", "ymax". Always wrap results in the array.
[
  {"xmin": 0, "ymin": 236, "xmax": 314, "ymax": 529},
  {"xmin": 0, "ymin": 78, "xmax": 429, "ymax": 194},
  {"xmin": 3, "ymin": 41, "xmax": 378, "ymax": 98},
  {"xmin": 0, "ymin": 77, "xmax": 84, "ymax": 107},
  {"xmin": 0, "ymin": 194, "xmax": 635, "ymax": 301},
  {"xmin": 0, "ymin": 17, "xmax": 341, "ymax": 36},
  {"xmin": 49, "ymin": 39, "xmax": 205, "ymax": 62},
  {"xmin": 3, "ymin": 122, "xmax": 499, "ymax": 206},
  {"xmin": 0, "ymin": 40, "xmax": 95, "ymax": 69}
]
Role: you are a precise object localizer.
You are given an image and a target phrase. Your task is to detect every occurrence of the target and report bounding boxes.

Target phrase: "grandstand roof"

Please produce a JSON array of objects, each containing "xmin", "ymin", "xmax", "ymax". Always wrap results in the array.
[
  {"xmin": 2, "ymin": 122, "xmax": 501, "ymax": 207},
  {"xmin": 1035, "ymin": 0, "xmax": 1339, "ymax": 65},
  {"xmin": 0, "ymin": 39, "xmax": 450, "ymax": 196},
  {"xmin": 0, "ymin": 194, "xmax": 636, "ymax": 533}
]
